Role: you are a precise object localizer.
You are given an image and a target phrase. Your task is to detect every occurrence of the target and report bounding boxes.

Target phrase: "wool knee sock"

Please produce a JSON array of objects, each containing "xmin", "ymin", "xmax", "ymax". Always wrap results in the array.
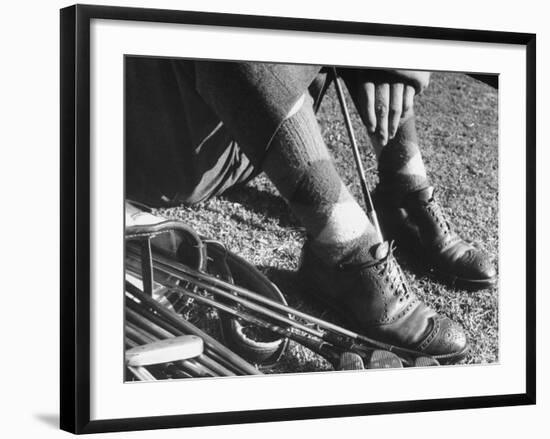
[
  {"xmin": 375, "ymin": 112, "xmax": 430, "ymax": 204},
  {"xmin": 249, "ymin": 96, "xmax": 380, "ymax": 265}
]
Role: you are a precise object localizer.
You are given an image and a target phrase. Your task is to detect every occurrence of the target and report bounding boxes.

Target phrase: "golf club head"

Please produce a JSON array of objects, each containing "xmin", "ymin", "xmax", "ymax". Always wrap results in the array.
[
  {"xmin": 126, "ymin": 335, "xmax": 204, "ymax": 366},
  {"xmin": 413, "ymin": 356, "xmax": 440, "ymax": 367},
  {"xmin": 336, "ymin": 352, "xmax": 365, "ymax": 370},
  {"xmin": 366, "ymin": 350, "xmax": 404, "ymax": 369}
]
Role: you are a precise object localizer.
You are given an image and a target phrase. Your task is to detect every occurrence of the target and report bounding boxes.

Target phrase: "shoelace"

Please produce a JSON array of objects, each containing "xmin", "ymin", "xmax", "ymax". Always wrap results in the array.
[
  {"xmin": 422, "ymin": 192, "xmax": 472, "ymax": 250},
  {"xmin": 423, "ymin": 190, "xmax": 453, "ymax": 237},
  {"xmin": 377, "ymin": 242, "xmax": 411, "ymax": 301},
  {"xmin": 342, "ymin": 241, "xmax": 411, "ymax": 302}
]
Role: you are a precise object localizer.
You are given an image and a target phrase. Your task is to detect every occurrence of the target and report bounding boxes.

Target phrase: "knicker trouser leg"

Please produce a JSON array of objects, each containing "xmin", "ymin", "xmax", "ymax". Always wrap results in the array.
[{"xmin": 126, "ymin": 58, "xmax": 322, "ymax": 206}]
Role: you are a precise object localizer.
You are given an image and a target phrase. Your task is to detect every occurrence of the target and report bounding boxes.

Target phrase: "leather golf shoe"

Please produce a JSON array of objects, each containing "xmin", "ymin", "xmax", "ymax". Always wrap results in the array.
[
  {"xmin": 298, "ymin": 240, "xmax": 468, "ymax": 364},
  {"xmin": 374, "ymin": 186, "xmax": 497, "ymax": 290}
]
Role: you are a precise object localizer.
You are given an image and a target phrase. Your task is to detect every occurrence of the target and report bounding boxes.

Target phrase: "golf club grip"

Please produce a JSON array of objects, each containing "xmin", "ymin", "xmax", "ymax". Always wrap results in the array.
[{"xmin": 126, "ymin": 335, "xmax": 204, "ymax": 367}]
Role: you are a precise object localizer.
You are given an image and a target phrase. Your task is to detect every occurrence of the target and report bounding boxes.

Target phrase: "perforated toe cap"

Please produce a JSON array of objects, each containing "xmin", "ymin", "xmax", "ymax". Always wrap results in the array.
[{"xmin": 416, "ymin": 316, "xmax": 468, "ymax": 361}]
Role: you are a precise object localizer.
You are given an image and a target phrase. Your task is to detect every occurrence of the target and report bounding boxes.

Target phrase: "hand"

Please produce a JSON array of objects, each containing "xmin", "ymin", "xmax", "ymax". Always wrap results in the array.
[{"xmin": 356, "ymin": 81, "xmax": 416, "ymax": 147}]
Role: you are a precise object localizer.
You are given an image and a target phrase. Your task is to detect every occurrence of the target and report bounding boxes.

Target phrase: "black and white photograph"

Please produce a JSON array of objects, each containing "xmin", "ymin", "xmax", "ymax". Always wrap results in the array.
[
  {"xmin": 57, "ymin": 4, "xmax": 536, "ymax": 434},
  {"xmin": 124, "ymin": 58, "xmax": 499, "ymax": 380},
  {"xmin": 1, "ymin": 0, "xmax": 545, "ymax": 436}
]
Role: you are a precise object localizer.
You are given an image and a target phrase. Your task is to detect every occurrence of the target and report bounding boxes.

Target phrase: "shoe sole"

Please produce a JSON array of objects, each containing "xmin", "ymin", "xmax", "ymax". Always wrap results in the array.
[
  {"xmin": 298, "ymin": 273, "xmax": 470, "ymax": 366},
  {"xmin": 432, "ymin": 265, "xmax": 497, "ymax": 291}
]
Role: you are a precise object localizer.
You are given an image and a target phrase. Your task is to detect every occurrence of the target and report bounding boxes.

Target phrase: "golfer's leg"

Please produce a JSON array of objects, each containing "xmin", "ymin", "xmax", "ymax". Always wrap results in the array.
[
  {"xmin": 238, "ymin": 94, "xmax": 379, "ymax": 265},
  {"xmin": 260, "ymin": 96, "xmax": 467, "ymax": 359},
  {"xmin": 371, "ymin": 109, "xmax": 430, "ymax": 203},
  {"xmin": 370, "ymin": 108, "xmax": 497, "ymax": 286}
]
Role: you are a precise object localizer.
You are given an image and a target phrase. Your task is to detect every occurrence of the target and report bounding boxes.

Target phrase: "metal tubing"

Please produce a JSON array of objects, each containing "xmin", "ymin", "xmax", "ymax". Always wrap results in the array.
[
  {"xmin": 126, "ymin": 282, "xmax": 262, "ymax": 375},
  {"xmin": 127, "ymin": 299, "xmax": 240, "ymax": 376},
  {"xmin": 128, "ymin": 365, "xmax": 156, "ymax": 381},
  {"xmin": 195, "ymin": 354, "xmax": 236, "ymax": 377},
  {"xmin": 127, "ymin": 248, "xmax": 337, "ymax": 338},
  {"xmin": 128, "ymin": 248, "xmax": 375, "ymax": 343},
  {"xmin": 127, "ymin": 247, "xmax": 428, "ymax": 360},
  {"xmin": 125, "ymin": 322, "xmax": 154, "ymax": 345},
  {"xmin": 126, "ymin": 297, "xmax": 182, "ymax": 336},
  {"xmin": 176, "ymin": 359, "xmax": 216, "ymax": 377},
  {"xmin": 203, "ymin": 347, "xmax": 250, "ymax": 375},
  {"xmin": 125, "ymin": 338, "xmax": 139, "ymax": 349},
  {"xmin": 140, "ymin": 238, "xmax": 154, "ymax": 297},
  {"xmin": 128, "ymin": 299, "xmax": 248, "ymax": 374},
  {"xmin": 171, "ymin": 285, "xmax": 341, "ymax": 364},
  {"xmin": 126, "ymin": 307, "xmax": 175, "ymax": 340}
]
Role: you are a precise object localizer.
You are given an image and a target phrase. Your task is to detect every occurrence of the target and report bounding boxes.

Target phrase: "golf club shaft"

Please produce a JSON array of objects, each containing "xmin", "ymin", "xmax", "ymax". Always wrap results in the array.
[
  {"xmin": 126, "ymin": 322, "xmax": 156, "ymax": 344},
  {"xmin": 203, "ymin": 347, "xmax": 251, "ymax": 375},
  {"xmin": 175, "ymin": 360, "xmax": 215, "ymax": 378},
  {"xmin": 126, "ymin": 307, "xmax": 174, "ymax": 340},
  {"xmin": 128, "ymin": 247, "xmax": 391, "ymax": 350},
  {"xmin": 127, "ymin": 296, "xmax": 249, "ymax": 375},
  {"xmin": 128, "ymin": 365, "xmax": 156, "ymax": 381},
  {"xmin": 125, "ymin": 338, "xmax": 139, "ymax": 349},
  {"xmin": 126, "ymin": 322, "xmax": 216, "ymax": 377},
  {"xmin": 177, "ymin": 283, "xmax": 341, "ymax": 362},
  {"xmin": 128, "ymin": 299, "xmax": 239, "ymax": 376},
  {"xmin": 331, "ymin": 67, "xmax": 383, "ymax": 243},
  {"xmin": 126, "ymin": 282, "xmax": 262, "ymax": 375},
  {"xmin": 127, "ymin": 250, "xmax": 339, "ymax": 347},
  {"xmin": 129, "ymin": 258, "xmax": 343, "ymax": 364},
  {"xmin": 127, "ymin": 246, "xmax": 430, "ymax": 362},
  {"xmin": 127, "ymin": 247, "xmax": 357, "ymax": 340},
  {"xmin": 126, "ymin": 327, "xmax": 216, "ymax": 378},
  {"xmin": 196, "ymin": 354, "xmax": 236, "ymax": 377}
]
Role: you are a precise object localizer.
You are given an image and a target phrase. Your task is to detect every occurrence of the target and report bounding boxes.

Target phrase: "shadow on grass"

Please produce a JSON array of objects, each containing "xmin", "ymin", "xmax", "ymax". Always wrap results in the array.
[
  {"xmin": 222, "ymin": 185, "xmax": 299, "ymax": 228},
  {"xmin": 258, "ymin": 265, "xmax": 348, "ymax": 328},
  {"xmin": 258, "ymin": 265, "xmax": 303, "ymax": 306},
  {"xmin": 391, "ymin": 244, "xmax": 429, "ymax": 273}
]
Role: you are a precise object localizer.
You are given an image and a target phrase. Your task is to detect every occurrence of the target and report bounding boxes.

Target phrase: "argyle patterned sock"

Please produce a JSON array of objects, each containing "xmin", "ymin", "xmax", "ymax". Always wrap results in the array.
[
  {"xmin": 256, "ymin": 96, "xmax": 379, "ymax": 265},
  {"xmin": 377, "ymin": 112, "xmax": 430, "ymax": 205}
]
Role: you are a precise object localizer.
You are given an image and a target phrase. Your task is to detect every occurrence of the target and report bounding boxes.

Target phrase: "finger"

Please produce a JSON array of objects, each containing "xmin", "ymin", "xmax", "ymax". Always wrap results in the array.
[
  {"xmin": 402, "ymin": 85, "xmax": 415, "ymax": 118},
  {"xmin": 364, "ymin": 81, "xmax": 376, "ymax": 133},
  {"xmin": 375, "ymin": 82, "xmax": 390, "ymax": 146},
  {"xmin": 389, "ymin": 83, "xmax": 404, "ymax": 139}
]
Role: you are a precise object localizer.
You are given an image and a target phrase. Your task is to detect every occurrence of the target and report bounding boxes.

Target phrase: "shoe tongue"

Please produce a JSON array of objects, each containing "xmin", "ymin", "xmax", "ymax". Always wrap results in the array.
[{"xmin": 371, "ymin": 241, "xmax": 390, "ymax": 259}]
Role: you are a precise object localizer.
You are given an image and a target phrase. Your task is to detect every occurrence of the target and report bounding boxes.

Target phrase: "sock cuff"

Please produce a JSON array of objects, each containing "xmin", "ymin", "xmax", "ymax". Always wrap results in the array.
[{"xmin": 377, "ymin": 114, "xmax": 429, "ymax": 204}]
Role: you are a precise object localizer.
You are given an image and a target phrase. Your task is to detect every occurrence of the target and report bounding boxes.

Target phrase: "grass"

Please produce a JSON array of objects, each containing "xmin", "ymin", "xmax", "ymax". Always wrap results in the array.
[{"xmin": 155, "ymin": 71, "xmax": 499, "ymax": 372}]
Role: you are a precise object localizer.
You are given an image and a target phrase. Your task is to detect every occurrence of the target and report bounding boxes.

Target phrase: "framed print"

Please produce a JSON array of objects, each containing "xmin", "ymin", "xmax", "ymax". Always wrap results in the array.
[{"xmin": 60, "ymin": 4, "xmax": 536, "ymax": 434}]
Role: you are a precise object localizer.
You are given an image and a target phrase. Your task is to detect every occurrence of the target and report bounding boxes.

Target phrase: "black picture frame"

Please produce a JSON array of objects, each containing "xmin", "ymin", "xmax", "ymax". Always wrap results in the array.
[{"xmin": 60, "ymin": 3, "xmax": 536, "ymax": 434}]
